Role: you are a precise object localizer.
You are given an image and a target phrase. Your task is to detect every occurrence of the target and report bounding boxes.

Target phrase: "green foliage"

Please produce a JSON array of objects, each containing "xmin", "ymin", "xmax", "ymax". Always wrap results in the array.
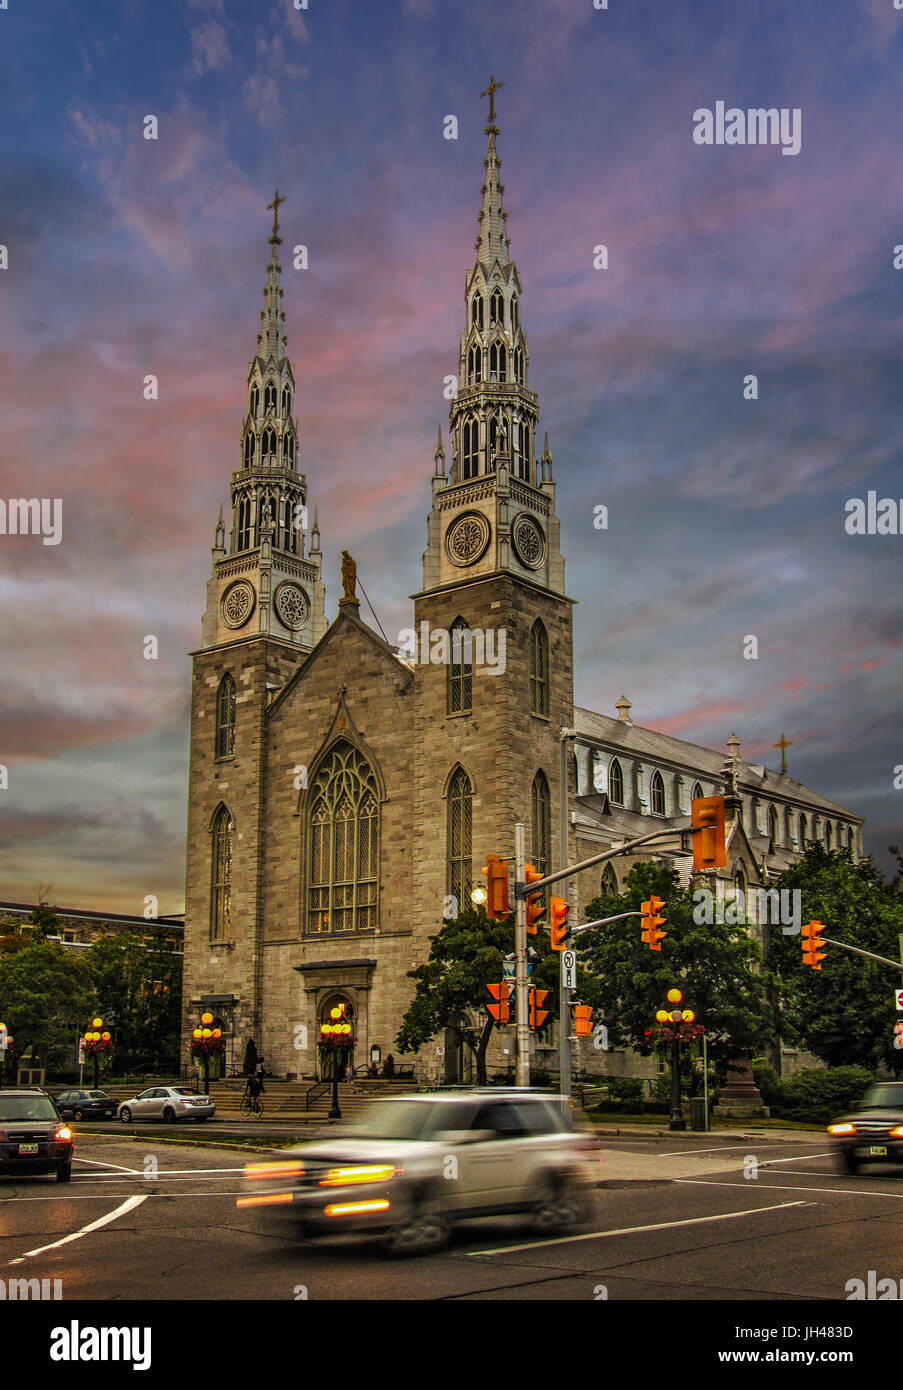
[
  {"xmin": 580, "ymin": 861, "xmax": 776, "ymax": 1067},
  {"xmin": 0, "ymin": 942, "xmax": 93, "ymax": 1065},
  {"xmin": 30, "ymin": 902, "xmax": 63, "ymax": 940},
  {"xmin": 753, "ymin": 1063, "xmax": 784, "ymax": 1108},
  {"xmin": 607, "ymin": 1076, "xmax": 644, "ymax": 1106},
  {"xmin": 777, "ymin": 1065, "xmax": 874, "ymax": 1121},
  {"xmin": 85, "ymin": 932, "xmax": 182, "ymax": 1069},
  {"xmin": 767, "ymin": 845, "xmax": 903, "ymax": 1070}
]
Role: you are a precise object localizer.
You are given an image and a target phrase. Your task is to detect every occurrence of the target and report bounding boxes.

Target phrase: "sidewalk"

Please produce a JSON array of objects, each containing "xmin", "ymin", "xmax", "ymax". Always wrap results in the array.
[{"xmin": 588, "ymin": 1119, "xmax": 825, "ymax": 1143}]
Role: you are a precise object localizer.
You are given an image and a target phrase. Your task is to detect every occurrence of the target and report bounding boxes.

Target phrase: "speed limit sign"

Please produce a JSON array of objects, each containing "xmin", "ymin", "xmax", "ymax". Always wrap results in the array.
[{"xmin": 562, "ymin": 950, "xmax": 576, "ymax": 990}]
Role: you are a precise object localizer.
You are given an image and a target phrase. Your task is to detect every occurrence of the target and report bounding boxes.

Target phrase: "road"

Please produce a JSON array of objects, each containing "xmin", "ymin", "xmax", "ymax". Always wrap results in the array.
[{"xmin": 2, "ymin": 1128, "xmax": 901, "ymax": 1304}]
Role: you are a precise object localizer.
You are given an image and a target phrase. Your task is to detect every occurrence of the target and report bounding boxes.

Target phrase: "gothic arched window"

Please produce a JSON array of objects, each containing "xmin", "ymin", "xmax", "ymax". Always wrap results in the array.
[
  {"xmin": 261, "ymin": 427, "xmax": 277, "ymax": 463},
  {"xmin": 530, "ymin": 620, "xmax": 549, "ymax": 717},
  {"xmin": 281, "ymin": 386, "xmax": 291, "ymax": 418},
  {"xmin": 249, "ymin": 384, "xmax": 259, "ymax": 418},
  {"xmin": 243, "ymin": 430, "xmax": 255, "ymax": 468},
  {"xmin": 467, "ymin": 344, "xmax": 483, "ymax": 384},
  {"xmin": 768, "ymin": 804, "xmax": 779, "ymax": 851},
  {"xmin": 489, "ymin": 340, "xmax": 507, "ymax": 382},
  {"xmin": 462, "ymin": 417, "xmax": 479, "ymax": 479},
  {"xmin": 488, "ymin": 411, "xmax": 508, "ymax": 470},
  {"xmin": 283, "ymin": 431, "xmax": 295, "ymax": 466},
  {"xmin": 650, "ymin": 770, "xmax": 666, "ymax": 816},
  {"xmin": 521, "ymin": 423, "xmax": 532, "ymax": 479},
  {"xmin": 512, "ymin": 417, "xmax": 526, "ymax": 478},
  {"xmin": 264, "ymin": 380, "xmax": 277, "ymax": 413},
  {"xmin": 490, "ymin": 289, "xmax": 504, "ymax": 326},
  {"xmin": 601, "ymin": 863, "xmax": 617, "ymax": 897},
  {"xmin": 210, "ymin": 806, "xmax": 233, "ymax": 941},
  {"xmin": 279, "ymin": 498, "xmax": 294, "ymax": 553},
  {"xmin": 799, "ymin": 812, "xmax": 808, "ymax": 845},
  {"xmin": 513, "ymin": 346, "xmax": 524, "ymax": 385},
  {"xmin": 236, "ymin": 496, "xmax": 253, "ymax": 551},
  {"xmin": 511, "ymin": 296, "xmax": 519, "ymax": 332},
  {"xmin": 691, "ymin": 780, "xmax": 704, "ymax": 804},
  {"xmin": 216, "ymin": 673, "xmax": 236, "ymax": 759},
  {"xmin": 609, "ymin": 758, "xmax": 624, "ymax": 806},
  {"xmin": 447, "ymin": 766, "xmax": 473, "ymax": 915},
  {"xmin": 532, "ymin": 770, "xmax": 551, "ymax": 879},
  {"xmin": 307, "ymin": 742, "xmax": 379, "ymax": 934},
  {"xmin": 825, "ymin": 820, "xmax": 833, "ymax": 849},
  {"xmin": 448, "ymin": 617, "xmax": 472, "ymax": 715},
  {"xmin": 471, "ymin": 294, "xmax": 483, "ymax": 329}
]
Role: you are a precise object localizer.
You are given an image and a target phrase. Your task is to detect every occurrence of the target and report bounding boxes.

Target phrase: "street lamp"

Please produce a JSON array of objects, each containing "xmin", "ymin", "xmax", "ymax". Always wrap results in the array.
[
  {"xmin": 189, "ymin": 1012, "xmax": 224, "ymax": 1096},
  {"xmin": 648, "ymin": 989, "xmax": 702, "ymax": 1132},
  {"xmin": 319, "ymin": 1005, "xmax": 355, "ymax": 1120},
  {"xmin": 83, "ymin": 1017, "xmax": 113, "ymax": 1089}
]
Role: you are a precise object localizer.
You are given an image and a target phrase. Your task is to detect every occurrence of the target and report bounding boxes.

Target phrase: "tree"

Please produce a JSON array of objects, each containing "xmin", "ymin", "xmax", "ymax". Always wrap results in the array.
[
  {"xmin": 578, "ymin": 861, "xmax": 776, "ymax": 1081},
  {"xmin": 0, "ymin": 942, "xmax": 93, "ymax": 1067},
  {"xmin": 767, "ymin": 845, "xmax": 903, "ymax": 1071},
  {"xmin": 85, "ymin": 932, "xmax": 182, "ymax": 1070},
  {"xmin": 30, "ymin": 902, "xmax": 63, "ymax": 941}
]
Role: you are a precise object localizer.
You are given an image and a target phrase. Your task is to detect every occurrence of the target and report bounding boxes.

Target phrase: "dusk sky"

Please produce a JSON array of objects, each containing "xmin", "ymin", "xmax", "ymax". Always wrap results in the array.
[{"xmin": 1, "ymin": 0, "xmax": 901, "ymax": 914}]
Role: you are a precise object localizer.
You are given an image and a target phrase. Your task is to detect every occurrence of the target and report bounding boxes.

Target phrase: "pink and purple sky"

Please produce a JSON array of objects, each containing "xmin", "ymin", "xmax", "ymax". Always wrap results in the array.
[{"xmin": 1, "ymin": 0, "xmax": 901, "ymax": 912}]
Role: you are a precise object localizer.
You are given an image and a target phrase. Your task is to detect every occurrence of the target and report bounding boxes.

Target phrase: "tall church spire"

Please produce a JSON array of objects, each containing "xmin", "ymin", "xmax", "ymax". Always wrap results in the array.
[
  {"xmin": 475, "ymin": 76, "xmax": 511, "ymax": 266},
  {"xmin": 257, "ymin": 189, "xmax": 288, "ymax": 363}
]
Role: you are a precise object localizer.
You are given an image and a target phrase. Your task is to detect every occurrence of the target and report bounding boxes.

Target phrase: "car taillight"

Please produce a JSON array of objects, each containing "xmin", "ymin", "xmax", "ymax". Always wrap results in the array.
[
  {"xmin": 827, "ymin": 1122, "xmax": 856, "ymax": 1136},
  {"xmin": 889, "ymin": 1126, "xmax": 903, "ymax": 1138},
  {"xmin": 244, "ymin": 1160, "xmax": 305, "ymax": 1181},
  {"xmin": 55, "ymin": 1127, "xmax": 72, "ymax": 1141}
]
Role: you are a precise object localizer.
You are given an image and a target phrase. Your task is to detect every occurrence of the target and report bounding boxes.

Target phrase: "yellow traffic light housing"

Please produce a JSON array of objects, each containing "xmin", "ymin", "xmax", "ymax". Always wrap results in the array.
[
  {"xmin": 523, "ymin": 863, "xmax": 545, "ymax": 935},
  {"xmin": 802, "ymin": 919, "xmax": 826, "ymax": 970},
  {"xmin": 550, "ymin": 896, "xmax": 570, "ymax": 951},
  {"xmin": 691, "ymin": 795, "xmax": 727, "ymax": 870},
  {"xmin": 641, "ymin": 895, "xmax": 667, "ymax": 951},
  {"xmin": 574, "ymin": 1004, "xmax": 594, "ymax": 1037},
  {"xmin": 481, "ymin": 854, "xmax": 510, "ymax": 919}
]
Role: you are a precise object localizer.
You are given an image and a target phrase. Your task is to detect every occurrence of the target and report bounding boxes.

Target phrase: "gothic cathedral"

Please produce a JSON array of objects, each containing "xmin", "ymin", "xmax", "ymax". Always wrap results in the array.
[{"xmin": 182, "ymin": 96, "xmax": 575, "ymax": 1081}]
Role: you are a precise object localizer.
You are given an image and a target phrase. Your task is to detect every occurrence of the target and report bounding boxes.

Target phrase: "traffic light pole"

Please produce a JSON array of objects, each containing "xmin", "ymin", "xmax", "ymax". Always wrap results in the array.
[
  {"xmin": 520, "ymin": 824, "xmax": 698, "ymax": 898},
  {"xmin": 514, "ymin": 821, "xmax": 531, "ymax": 1087},
  {"xmin": 560, "ymin": 724, "xmax": 575, "ymax": 1103},
  {"xmin": 817, "ymin": 936, "xmax": 903, "ymax": 974}
]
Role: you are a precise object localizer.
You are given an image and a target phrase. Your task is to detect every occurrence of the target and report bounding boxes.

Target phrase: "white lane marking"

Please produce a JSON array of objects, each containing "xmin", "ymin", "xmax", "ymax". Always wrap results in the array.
[
  {"xmin": 1, "ymin": 1191, "xmax": 249, "ymax": 1205},
  {"xmin": 676, "ymin": 1177, "xmax": 903, "ymax": 1200},
  {"xmin": 468, "ymin": 1200, "xmax": 809, "ymax": 1257},
  {"xmin": 74, "ymin": 1157, "xmax": 146, "ymax": 1174},
  {"xmin": 72, "ymin": 1167, "xmax": 244, "ymax": 1180},
  {"xmin": 655, "ymin": 1143, "xmax": 792, "ymax": 1158},
  {"xmin": 759, "ymin": 1152, "xmax": 835, "ymax": 1166},
  {"xmin": 8, "ymin": 1195, "xmax": 147, "ymax": 1263}
]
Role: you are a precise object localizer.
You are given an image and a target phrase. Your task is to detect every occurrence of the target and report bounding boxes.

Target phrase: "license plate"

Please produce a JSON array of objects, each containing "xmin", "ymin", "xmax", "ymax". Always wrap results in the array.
[
  {"xmin": 869, "ymin": 1145, "xmax": 888, "ymax": 1156},
  {"xmin": 17, "ymin": 1143, "xmax": 39, "ymax": 1154}
]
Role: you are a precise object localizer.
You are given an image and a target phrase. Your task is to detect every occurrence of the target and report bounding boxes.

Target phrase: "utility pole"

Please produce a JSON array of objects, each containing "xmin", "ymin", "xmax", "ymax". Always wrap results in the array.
[
  {"xmin": 560, "ymin": 723, "xmax": 576, "ymax": 1102},
  {"xmin": 514, "ymin": 821, "xmax": 531, "ymax": 1087}
]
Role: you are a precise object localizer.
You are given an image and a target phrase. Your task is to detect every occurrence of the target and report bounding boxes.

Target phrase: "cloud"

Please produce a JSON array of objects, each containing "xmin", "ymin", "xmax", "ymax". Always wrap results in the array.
[{"xmin": 190, "ymin": 21, "xmax": 230, "ymax": 75}]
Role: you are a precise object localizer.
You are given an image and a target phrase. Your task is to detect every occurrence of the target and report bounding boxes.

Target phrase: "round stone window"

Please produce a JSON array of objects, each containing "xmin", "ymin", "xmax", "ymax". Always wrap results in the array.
[
  {"xmin": 512, "ymin": 513, "xmax": 545, "ymax": 570},
  {"xmin": 446, "ymin": 512, "xmax": 491, "ymax": 567},
  {"xmin": 221, "ymin": 580, "xmax": 256, "ymax": 629},
  {"xmin": 275, "ymin": 582, "xmax": 310, "ymax": 631}
]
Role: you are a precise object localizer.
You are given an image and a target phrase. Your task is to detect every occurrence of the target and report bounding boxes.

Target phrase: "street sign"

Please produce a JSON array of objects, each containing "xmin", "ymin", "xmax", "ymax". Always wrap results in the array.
[
  {"xmin": 561, "ymin": 949, "xmax": 576, "ymax": 990},
  {"xmin": 895, "ymin": 989, "xmax": 903, "ymax": 1012}
]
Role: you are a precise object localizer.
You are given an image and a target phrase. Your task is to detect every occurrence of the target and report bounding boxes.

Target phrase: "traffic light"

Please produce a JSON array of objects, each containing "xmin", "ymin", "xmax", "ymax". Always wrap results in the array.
[
  {"xmin": 481, "ymin": 854, "xmax": 510, "ymax": 919},
  {"xmin": 528, "ymin": 989, "xmax": 549, "ymax": 1029},
  {"xmin": 523, "ymin": 864, "xmax": 545, "ymax": 935},
  {"xmin": 574, "ymin": 1004, "xmax": 594, "ymax": 1037},
  {"xmin": 486, "ymin": 982, "xmax": 511, "ymax": 1023},
  {"xmin": 691, "ymin": 795, "xmax": 727, "ymax": 870},
  {"xmin": 641, "ymin": 895, "xmax": 667, "ymax": 951},
  {"xmin": 550, "ymin": 897, "xmax": 570, "ymax": 951},
  {"xmin": 802, "ymin": 920, "xmax": 826, "ymax": 970}
]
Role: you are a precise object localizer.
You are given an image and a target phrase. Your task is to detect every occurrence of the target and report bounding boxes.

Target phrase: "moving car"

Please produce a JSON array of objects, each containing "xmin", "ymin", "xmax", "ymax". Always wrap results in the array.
[
  {"xmin": 55, "ymin": 1088, "xmax": 117, "ymax": 1121},
  {"xmin": 118, "ymin": 1086, "xmax": 215, "ymax": 1123},
  {"xmin": 828, "ymin": 1082, "xmax": 903, "ymax": 1173},
  {"xmin": 0, "ymin": 1088, "xmax": 74, "ymax": 1182},
  {"xmin": 238, "ymin": 1090, "xmax": 601, "ymax": 1254}
]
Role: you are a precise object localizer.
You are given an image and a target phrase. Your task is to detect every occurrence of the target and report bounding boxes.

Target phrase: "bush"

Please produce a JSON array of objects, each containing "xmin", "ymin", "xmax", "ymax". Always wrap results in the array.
[
  {"xmin": 608, "ymin": 1077, "xmax": 645, "ymax": 1107},
  {"xmin": 775, "ymin": 1066, "xmax": 873, "ymax": 1121},
  {"xmin": 753, "ymin": 1064, "xmax": 785, "ymax": 1108}
]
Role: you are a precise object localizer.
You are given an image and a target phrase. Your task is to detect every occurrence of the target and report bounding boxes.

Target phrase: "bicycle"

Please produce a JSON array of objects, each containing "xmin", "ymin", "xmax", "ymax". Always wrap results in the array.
[{"xmin": 239, "ymin": 1093, "xmax": 264, "ymax": 1118}]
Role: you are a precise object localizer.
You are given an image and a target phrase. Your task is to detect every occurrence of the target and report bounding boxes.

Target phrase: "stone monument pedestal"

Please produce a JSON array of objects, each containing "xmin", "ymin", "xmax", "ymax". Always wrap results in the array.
[{"xmin": 713, "ymin": 1056, "xmax": 770, "ymax": 1119}]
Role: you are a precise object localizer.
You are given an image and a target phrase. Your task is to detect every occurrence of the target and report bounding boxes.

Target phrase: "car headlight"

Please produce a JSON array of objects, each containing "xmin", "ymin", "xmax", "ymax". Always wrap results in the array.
[
  {"xmin": 827, "ymin": 1122, "xmax": 856, "ymax": 1136},
  {"xmin": 319, "ymin": 1165, "xmax": 397, "ymax": 1186},
  {"xmin": 55, "ymin": 1127, "xmax": 72, "ymax": 1141}
]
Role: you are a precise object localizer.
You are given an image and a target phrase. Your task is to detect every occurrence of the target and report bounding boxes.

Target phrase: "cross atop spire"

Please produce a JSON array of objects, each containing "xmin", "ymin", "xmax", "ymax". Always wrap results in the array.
[
  {"xmin": 773, "ymin": 732, "xmax": 793, "ymax": 774},
  {"xmin": 267, "ymin": 188, "xmax": 286, "ymax": 244},
  {"xmin": 481, "ymin": 74, "xmax": 504, "ymax": 130}
]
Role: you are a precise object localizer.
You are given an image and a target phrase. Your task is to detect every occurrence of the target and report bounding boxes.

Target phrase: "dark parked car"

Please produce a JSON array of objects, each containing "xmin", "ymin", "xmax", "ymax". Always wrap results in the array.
[
  {"xmin": 0, "ymin": 1089, "xmax": 74, "ymax": 1182},
  {"xmin": 828, "ymin": 1082, "xmax": 903, "ymax": 1173},
  {"xmin": 55, "ymin": 1088, "xmax": 117, "ymax": 1121}
]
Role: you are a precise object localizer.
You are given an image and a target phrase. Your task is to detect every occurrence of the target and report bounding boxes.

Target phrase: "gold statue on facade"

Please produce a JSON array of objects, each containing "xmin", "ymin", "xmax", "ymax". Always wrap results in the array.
[{"xmin": 340, "ymin": 550, "xmax": 357, "ymax": 603}]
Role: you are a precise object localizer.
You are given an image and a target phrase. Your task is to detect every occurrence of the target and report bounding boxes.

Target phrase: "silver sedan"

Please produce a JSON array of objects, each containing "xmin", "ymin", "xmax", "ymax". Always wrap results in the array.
[{"xmin": 117, "ymin": 1087, "xmax": 216, "ymax": 1124}]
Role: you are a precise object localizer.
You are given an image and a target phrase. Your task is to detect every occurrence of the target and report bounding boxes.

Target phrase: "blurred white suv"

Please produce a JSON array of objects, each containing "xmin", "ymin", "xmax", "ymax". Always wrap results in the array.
[{"xmin": 239, "ymin": 1090, "xmax": 600, "ymax": 1254}]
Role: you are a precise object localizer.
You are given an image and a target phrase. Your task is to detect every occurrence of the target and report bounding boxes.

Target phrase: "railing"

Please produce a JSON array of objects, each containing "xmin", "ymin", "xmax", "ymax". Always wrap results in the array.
[{"xmin": 305, "ymin": 1080, "xmax": 332, "ymax": 1112}]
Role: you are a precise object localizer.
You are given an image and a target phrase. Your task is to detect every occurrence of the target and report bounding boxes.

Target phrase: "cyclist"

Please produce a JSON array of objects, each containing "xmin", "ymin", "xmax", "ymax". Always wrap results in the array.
[{"xmin": 245, "ymin": 1072, "xmax": 263, "ymax": 1111}]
